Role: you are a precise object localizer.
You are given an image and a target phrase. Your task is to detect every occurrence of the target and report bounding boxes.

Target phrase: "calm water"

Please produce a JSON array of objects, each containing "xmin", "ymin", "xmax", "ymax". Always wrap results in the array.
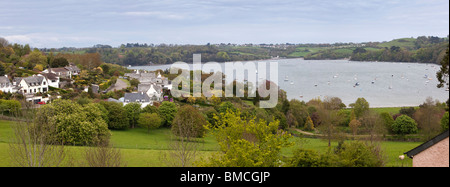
[{"xmin": 130, "ymin": 59, "xmax": 449, "ymax": 107}]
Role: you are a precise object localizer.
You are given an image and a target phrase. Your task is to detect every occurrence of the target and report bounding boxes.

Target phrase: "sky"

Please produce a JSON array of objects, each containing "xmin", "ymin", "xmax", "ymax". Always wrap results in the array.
[{"xmin": 0, "ymin": 0, "xmax": 449, "ymax": 48}]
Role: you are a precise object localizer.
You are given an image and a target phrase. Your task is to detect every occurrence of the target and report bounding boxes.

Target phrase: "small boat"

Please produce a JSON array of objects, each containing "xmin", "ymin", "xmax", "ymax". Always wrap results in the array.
[
  {"xmin": 446, "ymin": 88, "xmax": 449, "ymax": 92},
  {"xmin": 389, "ymin": 85, "xmax": 393, "ymax": 89},
  {"xmin": 284, "ymin": 76, "xmax": 289, "ymax": 81},
  {"xmin": 355, "ymin": 82, "xmax": 360, "ymax": 86},
  {"xmin": 290, "ymin": 81, "xmax": 294, "ymax": 85},
  {"xmin": 371, "ymin": 81, "xmax": 375, "ymax": 84},
  {"xmin": 314, "ymin": 84, "xmax": 318, "ymax": 87}
]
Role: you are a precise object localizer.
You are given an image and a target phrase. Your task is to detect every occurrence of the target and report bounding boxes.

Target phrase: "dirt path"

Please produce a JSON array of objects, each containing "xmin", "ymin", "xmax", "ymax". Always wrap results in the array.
[{"xmin": 108, "ymin": 78, "xmax": 128, "ymax": 92}]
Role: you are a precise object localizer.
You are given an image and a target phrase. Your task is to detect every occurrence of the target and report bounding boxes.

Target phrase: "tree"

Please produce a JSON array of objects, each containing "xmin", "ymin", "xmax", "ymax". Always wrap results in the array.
[
  {"xmin": 197, "ymin": 110, "xmax": 293, "ymax": 167},
  {"xmin": 99, "ymin": 101, "xmax": 129, "ymax": 130},
  {"xmin": 316, "ymin": 106, "xmax": 343, "ymax": 147},
  {"xmin": 304, "ymin": 116, "xmax": 315, "ymax": 131},
  {"xmin": 413, "ymin": 97, "xmax": 445, "ymax": 140},
  {"xmin": 441, "ymin": 112, "xmax": 449, "ymax": 132},
  {"xmin": 349, "ymin": 119, "xmax": 361, "ymax": 136},
  {"xmin": 380, "ymin": 112, "xmax": 395, "ymax": 133},
  {"xmin": 34, "ymin": 99, "xmax": 111, "ymax": 146},
  {"xmin": 437, "ymin": 45, "xmax": 449, "ymax": 89},
  {"xmin": 23, "ymin": 49, "xmax": 47, "ymax": 69},
  {"xmin": 9, "ymin": 107, "xmax": 66, "ymax": 167},
  {"xmin": 350, "ymin": 98, "xmax": 370, "ymax": 119},
  {"xmin": 360, "ymin": 111, "xmax": 386, "ymax": 143},
  {"xmin": 392, "ymin": 115, "xmax": 418, "ymax": 135},
  {"xmin": 172, "ymin": 105, "xmax": 207, "ymax": 138},
  {"xmin": 123, "ymin": 102, "xmax": 142, "ymax": 129},
  {"xmin": 138, "ymin": 113, "xmax": 162, "ymax": 134},
  {"xmin": 158, "ymin": 101, "xmax": 178, "ymax": 127},
  {"xmin": 52, "ymin": 57, "xmax": 69, "ymax": 68}
]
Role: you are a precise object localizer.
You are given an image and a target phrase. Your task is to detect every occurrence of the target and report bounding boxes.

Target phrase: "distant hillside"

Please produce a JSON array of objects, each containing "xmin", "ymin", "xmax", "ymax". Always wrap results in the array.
[
  {"xmin": 297, "ymin": 36, "xmax": 449, "ymax": 64},
  {"xmin": 37, "ymin": 36, "xmax": 449, "ymax": 65}
]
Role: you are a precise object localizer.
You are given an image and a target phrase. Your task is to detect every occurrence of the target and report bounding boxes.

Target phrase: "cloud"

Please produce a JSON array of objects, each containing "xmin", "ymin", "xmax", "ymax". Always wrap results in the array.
[
  {"xmin": 121, "ymin": 11, "xmax": 185, "ymax": 20},
  {"xmin": 3, "ymin": 33, "xmax": 107, "ymax": 48}
]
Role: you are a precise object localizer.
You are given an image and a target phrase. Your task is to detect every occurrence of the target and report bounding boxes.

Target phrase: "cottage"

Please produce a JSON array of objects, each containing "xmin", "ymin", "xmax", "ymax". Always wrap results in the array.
[
  {"xmin": 138, "ymin": 83, "xmax": 162, "ymax": 102},
  {"xmin": 65, "ymin": 64, "xmax": 81, "ymax": 76},
  {"xmin": 38, "ymin": 73, "xmax": 60, "ymax": 88},
  {"xmin": 124, "ymin": 92, "xmax": 152, "ymax": 108},
  {"xmin": 13, "ymin": 75, "xmax": 49, "ymax": 95},
  {"xmin": 0, "ymin": 75, "xmax": 14, "ymax": 93},
  {"xmin": 43, "ymin": 67, "xmax": 72, "ymax": 79},
  {"xmin": 405, "ymin": 130, "xmax": 449, "ymax": 167}
]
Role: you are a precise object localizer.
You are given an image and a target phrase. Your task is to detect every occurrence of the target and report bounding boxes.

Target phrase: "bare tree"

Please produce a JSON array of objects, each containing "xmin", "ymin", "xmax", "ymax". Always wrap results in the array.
[
  {"xmin": 360, "ymin": 111, "xmax": 386, "ymax": 144},
  {"xmin": 82, "ymin": 140, "xmax": 127, "ymax": 167},
  {"xmin": 8, "ymin": 103, "xmax": 66, "ymax": 167},
  {"xmin": 316, "ymin": 107, "xmax": 343, "ymax": 147}
]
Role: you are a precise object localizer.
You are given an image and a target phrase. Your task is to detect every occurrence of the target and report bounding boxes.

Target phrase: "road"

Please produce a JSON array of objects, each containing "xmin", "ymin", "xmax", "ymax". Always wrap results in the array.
[{"xmin": 107, "ymin": 78, "xmax": 129, "ymax": 92}]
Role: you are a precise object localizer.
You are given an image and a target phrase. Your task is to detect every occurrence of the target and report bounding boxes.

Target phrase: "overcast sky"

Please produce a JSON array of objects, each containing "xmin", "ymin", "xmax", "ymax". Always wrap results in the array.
[{"xmin": 1, "ymin": 0, "xmax": 449, "ymax": 48}]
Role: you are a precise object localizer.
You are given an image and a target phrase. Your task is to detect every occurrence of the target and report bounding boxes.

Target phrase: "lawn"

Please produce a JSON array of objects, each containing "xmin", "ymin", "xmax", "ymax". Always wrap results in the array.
[{"xmin": 0, "ymin": 119, "xmax": 420, "ymax": 167}]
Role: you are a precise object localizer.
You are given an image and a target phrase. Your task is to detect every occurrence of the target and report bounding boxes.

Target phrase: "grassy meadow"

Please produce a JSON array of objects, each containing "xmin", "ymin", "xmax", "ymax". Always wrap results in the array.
[{"xmin": 0, "ymin": 114, "xmax": 421, "ymax": 167}]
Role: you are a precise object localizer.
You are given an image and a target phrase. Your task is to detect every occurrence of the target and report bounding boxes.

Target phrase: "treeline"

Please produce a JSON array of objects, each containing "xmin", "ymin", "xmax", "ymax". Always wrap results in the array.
[
  {"xmin": 351, "ymin": 42, "xmax": 448, "ymax": 63},
  {"xmin": 305, "ymin": 36, "xmax": 449, "ymax": 64},
  {"xmin": 84, "ymin": 44, "xmax": 295, "ymax": 65}
]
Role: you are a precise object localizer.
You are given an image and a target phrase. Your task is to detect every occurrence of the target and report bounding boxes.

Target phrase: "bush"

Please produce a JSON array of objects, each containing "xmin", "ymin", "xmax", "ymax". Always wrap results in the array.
[
  {"xmin": 392, "ymin": 115, "xmax": 418, "ymax": 135},
  {"xmin": 288, "ymin": 149, "xmax": 327, "ymax": 167},
  {"xmin": 334, "ymin": 141, "xmax": 386, "ymax": 167},
  {"xmin": 35, "ymin": 99, "xmax": 110, "ymax": 146}
]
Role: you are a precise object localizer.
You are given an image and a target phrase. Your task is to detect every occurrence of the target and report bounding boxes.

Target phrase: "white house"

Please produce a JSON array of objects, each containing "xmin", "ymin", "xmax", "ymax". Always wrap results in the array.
[
  {"xmin": 138, "ymin": 83, "xmax": 163, "ymax": 103},
  {"xmin": 38, "ymin": 73, "xmax": 60, "ymax": 88},
  {"xmin": 123, "ymin": 92, "xmax": 152, "ymax": 108},
  {"xmin": 0, "ymin": 75, "xmax": 15, "ymax": 93},
  {"xmin": 13, "ymin": 75, "xmax": 49, "ymax": 95},
  {"xmin": 42, "ymin": 67, "xmax": 72, "ymax": 79}
]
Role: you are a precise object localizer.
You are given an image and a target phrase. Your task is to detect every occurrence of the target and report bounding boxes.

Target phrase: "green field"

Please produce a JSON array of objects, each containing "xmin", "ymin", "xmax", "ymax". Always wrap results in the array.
[{"xmin": 0, "ymin": 118, "xmax": 421, "ymax": 167}]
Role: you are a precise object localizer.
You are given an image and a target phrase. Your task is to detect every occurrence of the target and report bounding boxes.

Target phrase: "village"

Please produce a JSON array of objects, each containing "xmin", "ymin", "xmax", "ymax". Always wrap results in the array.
[{"xmin": 0, "ymin": 63, "xmax": 172, "ymax": 108}]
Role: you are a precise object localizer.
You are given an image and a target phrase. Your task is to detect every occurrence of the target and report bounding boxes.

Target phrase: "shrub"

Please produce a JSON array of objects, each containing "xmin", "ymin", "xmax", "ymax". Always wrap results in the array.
[
  {"xmin": 35, "ymin": 99, "xmax": 110, "ymax": 146},
  {"xmin": 392, "ymin": 115, "xmax": 418, "ymax": 135}
]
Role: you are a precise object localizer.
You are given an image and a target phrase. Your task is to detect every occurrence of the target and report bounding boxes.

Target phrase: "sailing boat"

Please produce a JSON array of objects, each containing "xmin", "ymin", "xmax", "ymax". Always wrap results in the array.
[{"xmin": 284, "ymin": 76, "xmax": 289, "ymax": 81}]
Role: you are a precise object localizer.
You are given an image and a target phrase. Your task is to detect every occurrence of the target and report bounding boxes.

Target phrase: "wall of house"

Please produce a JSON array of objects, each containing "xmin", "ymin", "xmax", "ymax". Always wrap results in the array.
[{"xmin": 413, "ymin": 137, "xmax": 449, "ymax": 167}]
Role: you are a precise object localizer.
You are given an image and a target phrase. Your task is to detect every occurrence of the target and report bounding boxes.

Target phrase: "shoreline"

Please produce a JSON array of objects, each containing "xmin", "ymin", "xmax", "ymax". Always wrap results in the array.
[{"xmin": 125, "ymin": 57, "xmax": 441, "ymax": 68}]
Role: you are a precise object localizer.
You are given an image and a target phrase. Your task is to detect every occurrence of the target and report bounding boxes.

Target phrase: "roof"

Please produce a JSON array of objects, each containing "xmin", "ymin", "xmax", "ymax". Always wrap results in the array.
[
  {"xmin": 124, "ymin": 92, "xmax": 151, "ymax": 102},
  {"xmin": 404, "ymin": 130, "xmax": 449, "ymax": 158},
  {"xmin": 0, "ymin": 76, "xmax": 11, "ymax": 84},
  {"xmin": 65, "ymin": 65, "xmax": 80, "ymax": 72},
  {"xmin": 48, "ymin": 67, "xmax": 69, "ymax": 73},
  {"xmin": 39, "ymin": 73, "xmax": 59, "ymax": 81},
  {"xmin": 15, "ymin": 76, "xmax": 46, "ymax": 86}
]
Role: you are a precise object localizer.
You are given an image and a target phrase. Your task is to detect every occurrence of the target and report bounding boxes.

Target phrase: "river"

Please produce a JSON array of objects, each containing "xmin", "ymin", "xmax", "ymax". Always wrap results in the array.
[{"xmin": 129, "ymin": 59, "xmax": 449, "ymax": 108}]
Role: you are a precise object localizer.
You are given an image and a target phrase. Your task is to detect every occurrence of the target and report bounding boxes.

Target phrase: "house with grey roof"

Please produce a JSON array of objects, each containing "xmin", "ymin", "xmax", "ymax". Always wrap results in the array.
[
  {"xmin": 404, "ymin": 130, "xmax": 449, "ymax": 167},
  {"xmin": 138, "ymin": 83, "xmax": 163, "ymax": 102},
  {"xmin": 39, "ymin": 73, "xmax": 60, "ymax": 88},
  {"xmin": 0, "ymin": 75, "xmax": 15, "ymax": 93},
  {"xmin": 13, "ymin": 75, "xmax": 49, "ymax": 95},
  {"xmin": 124, "ymin": 92, "xmax": 152, "ymax": 108}
]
